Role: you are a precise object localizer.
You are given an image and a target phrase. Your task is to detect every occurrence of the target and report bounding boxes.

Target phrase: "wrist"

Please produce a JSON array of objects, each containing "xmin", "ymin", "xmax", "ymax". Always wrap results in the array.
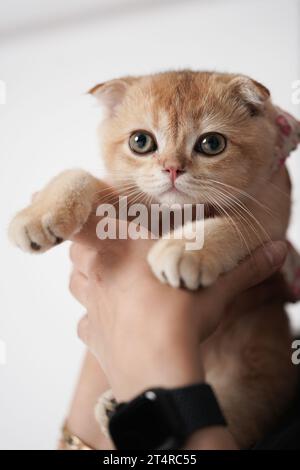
[
  {"xmin": 184, "ymin": 427, "xmax": 238, "ymax": 450},
  {"xmin": 108, "ymin": 382, "xmax": 228, "ymax": 450},
  {"xmin": 110, "ymin": 347, "xmax": 205, "ymax": 402}
]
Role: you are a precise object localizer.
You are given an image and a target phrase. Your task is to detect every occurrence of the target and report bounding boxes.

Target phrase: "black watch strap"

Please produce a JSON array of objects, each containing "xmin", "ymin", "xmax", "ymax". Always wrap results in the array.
[
  {"xmin": 108, "ymin": 382, "xmax": 227, "ymax": 450},
  {"xmin": 167, "ymin": 383, "xmax": 227, "ymax": 437}
]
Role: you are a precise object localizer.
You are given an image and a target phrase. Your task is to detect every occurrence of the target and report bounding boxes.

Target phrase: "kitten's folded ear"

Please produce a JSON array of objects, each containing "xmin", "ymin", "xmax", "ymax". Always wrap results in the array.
[
  {"xmin": 229, "ymin": 75, "xmax": 270, "ymax": 114},
  {"xmin": 88, "ymin": 77, "xmax": 136, "ymax": 115}
]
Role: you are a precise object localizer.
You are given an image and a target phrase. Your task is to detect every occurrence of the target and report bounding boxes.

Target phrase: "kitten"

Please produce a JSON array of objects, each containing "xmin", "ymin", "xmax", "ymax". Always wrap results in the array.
[{"xmin": 8, "ymin": 70, "xmax": 300, "ymax": 448}]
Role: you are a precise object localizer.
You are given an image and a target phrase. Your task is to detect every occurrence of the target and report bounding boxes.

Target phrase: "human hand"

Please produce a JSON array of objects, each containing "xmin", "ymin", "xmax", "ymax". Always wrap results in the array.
[{"xmin": 69, "ymin": 220, "xmax": 288, "ymax": 402}]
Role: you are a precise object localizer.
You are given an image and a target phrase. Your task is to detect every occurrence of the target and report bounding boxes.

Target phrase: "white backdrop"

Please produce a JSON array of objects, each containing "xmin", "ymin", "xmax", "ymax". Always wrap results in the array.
[{"xmin": 0, "ymin": 0, "xmax": 300, "ymax": 449}]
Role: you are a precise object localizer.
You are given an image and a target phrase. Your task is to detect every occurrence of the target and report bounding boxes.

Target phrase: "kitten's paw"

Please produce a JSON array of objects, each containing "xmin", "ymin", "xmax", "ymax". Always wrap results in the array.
[
  {"xmin": 147, "ymin": 238, "xmax": 222, "ymax": 289},
  {"xmin": 8, "ymin": 169, "xmax": 99, "ymax": 253},
  {"xmin": 8, "ymin": 206, "xmax": 88, "ymax": 253},
  {"xmin": 9, "ymin": 210, "xmax": 64, "ymax": 253}
]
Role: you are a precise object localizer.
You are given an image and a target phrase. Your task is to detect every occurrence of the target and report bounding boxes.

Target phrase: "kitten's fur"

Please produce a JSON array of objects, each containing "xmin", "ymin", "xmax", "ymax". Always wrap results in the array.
[{"xmin": 9, "ymin": 71, "xmax": 297, "ymax": 448}]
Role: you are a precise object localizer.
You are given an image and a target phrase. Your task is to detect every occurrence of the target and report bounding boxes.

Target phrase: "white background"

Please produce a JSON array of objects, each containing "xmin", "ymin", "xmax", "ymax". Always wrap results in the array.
[{"xmin": 0, "ymin": 0, "xmax": 299, "ymax": 449}]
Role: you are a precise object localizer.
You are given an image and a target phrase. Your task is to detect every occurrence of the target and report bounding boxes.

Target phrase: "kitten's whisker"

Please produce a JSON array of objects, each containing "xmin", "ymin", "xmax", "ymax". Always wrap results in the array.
[
  {"xmin": 208, "ymin": 187, "xmax": 266, "ymax": 248},
  {"xmin": 205, "ymin": 191, "xmax": 252, "ymax": 256},
  {"xmin": 100, "ymin": 188, "xmax": 142, "ymax": 207},
  {"xmin": 204, "ymin": 181, "xmax": 272, "ymax": 241},
  {"xmin": 94, "ymin": 186, "xmax": 133, "ymax": 197},
  {"xmin": 128, "ymin": 191, "xmax": 146, "ymax": 206},
  {"xmin": 205, "ymin": 178, "xmax": 275, "ymax": 218},
  {"xmin": 207, "ymin": 185, "xmax": 271, "ymax": 245},
  {"xmin": 93, "ymin": 182, "xmax": 138, "ymax": 198}
]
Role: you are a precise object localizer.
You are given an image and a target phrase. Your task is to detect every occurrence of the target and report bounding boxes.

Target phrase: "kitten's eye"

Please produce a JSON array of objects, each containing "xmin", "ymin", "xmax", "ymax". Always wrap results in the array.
[
  {"xmin": 129, "ymin": 131, "xmax": 157, "ymax": 155},
  {"xmin": 194, "ymin": 133, "xmax": 226, "ymax": 156}
]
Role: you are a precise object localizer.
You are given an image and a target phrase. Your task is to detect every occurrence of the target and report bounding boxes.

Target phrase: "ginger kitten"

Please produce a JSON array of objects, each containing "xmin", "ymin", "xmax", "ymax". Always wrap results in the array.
[{"xmin": 9, "ymin": 70, "xmax": 300, "ymax": 448}]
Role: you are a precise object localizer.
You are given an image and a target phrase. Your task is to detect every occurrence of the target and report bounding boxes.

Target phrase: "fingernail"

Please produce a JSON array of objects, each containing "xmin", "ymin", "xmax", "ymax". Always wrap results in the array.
[{"xmin": 264, "ymin": 241, "xmax": 287, "ymax": 266}]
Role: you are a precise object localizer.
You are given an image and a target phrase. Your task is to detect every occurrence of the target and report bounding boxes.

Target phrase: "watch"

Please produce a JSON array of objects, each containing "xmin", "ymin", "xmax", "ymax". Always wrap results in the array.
[{"xmin": 108, "ymin": 383, "xmax": 227, "ymax": 450}]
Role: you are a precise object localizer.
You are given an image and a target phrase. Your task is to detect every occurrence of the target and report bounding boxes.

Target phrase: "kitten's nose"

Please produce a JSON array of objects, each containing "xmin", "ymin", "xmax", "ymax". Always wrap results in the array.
[{"xmin": 163, "ymin": 167, "xmax": 185, "ymax": 184}]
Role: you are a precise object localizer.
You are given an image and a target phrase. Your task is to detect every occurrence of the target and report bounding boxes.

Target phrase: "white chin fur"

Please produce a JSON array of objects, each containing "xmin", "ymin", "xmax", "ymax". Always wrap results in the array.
[{"xmin": 156, "ymin": 190, "xmax": 192, "ymax": 206}]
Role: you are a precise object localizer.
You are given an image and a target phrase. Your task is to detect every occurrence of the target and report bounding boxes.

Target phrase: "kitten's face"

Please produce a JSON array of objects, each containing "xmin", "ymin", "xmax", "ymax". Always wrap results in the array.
[{"xmin": 94, "ymin": 71, "xmax": 277, "ymax": 209}]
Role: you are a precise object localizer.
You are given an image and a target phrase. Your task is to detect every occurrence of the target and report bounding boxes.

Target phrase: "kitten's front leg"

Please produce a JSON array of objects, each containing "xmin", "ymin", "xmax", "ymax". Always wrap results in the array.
[
  {"xmin": 8, "ymin": 169, "xmax": 104, "ymax": 253},
  {"xmin": 148, "ymin": 217, "xmax": 258, "ymax": 290}
]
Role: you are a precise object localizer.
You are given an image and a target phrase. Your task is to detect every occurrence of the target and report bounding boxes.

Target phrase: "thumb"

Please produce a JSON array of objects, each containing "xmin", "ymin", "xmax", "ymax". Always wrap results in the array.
[{"xmin": 217, "ymin": 241, "xmax": 288, "ymax": 304}]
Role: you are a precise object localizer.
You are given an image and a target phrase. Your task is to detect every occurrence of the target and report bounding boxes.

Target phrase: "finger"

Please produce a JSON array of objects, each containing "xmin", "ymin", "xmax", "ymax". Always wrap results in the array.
[
  {"xmin": 77, "ymin": 313, "xmax": 89, "ymax": 345},
  {"xmin": 72, "ymin": 214, "xmax": 152, "ymax": 255},
  {"xmin": 69, "ymin": 269, "xmax": 89, "ymax": 306},
  {"xmin": 69, "ymin": 243, "xmax": 97, "ymax": 276},
  {"xmin": 217, "ymin": 241, "xmax": 288, "ymax": 305}
]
